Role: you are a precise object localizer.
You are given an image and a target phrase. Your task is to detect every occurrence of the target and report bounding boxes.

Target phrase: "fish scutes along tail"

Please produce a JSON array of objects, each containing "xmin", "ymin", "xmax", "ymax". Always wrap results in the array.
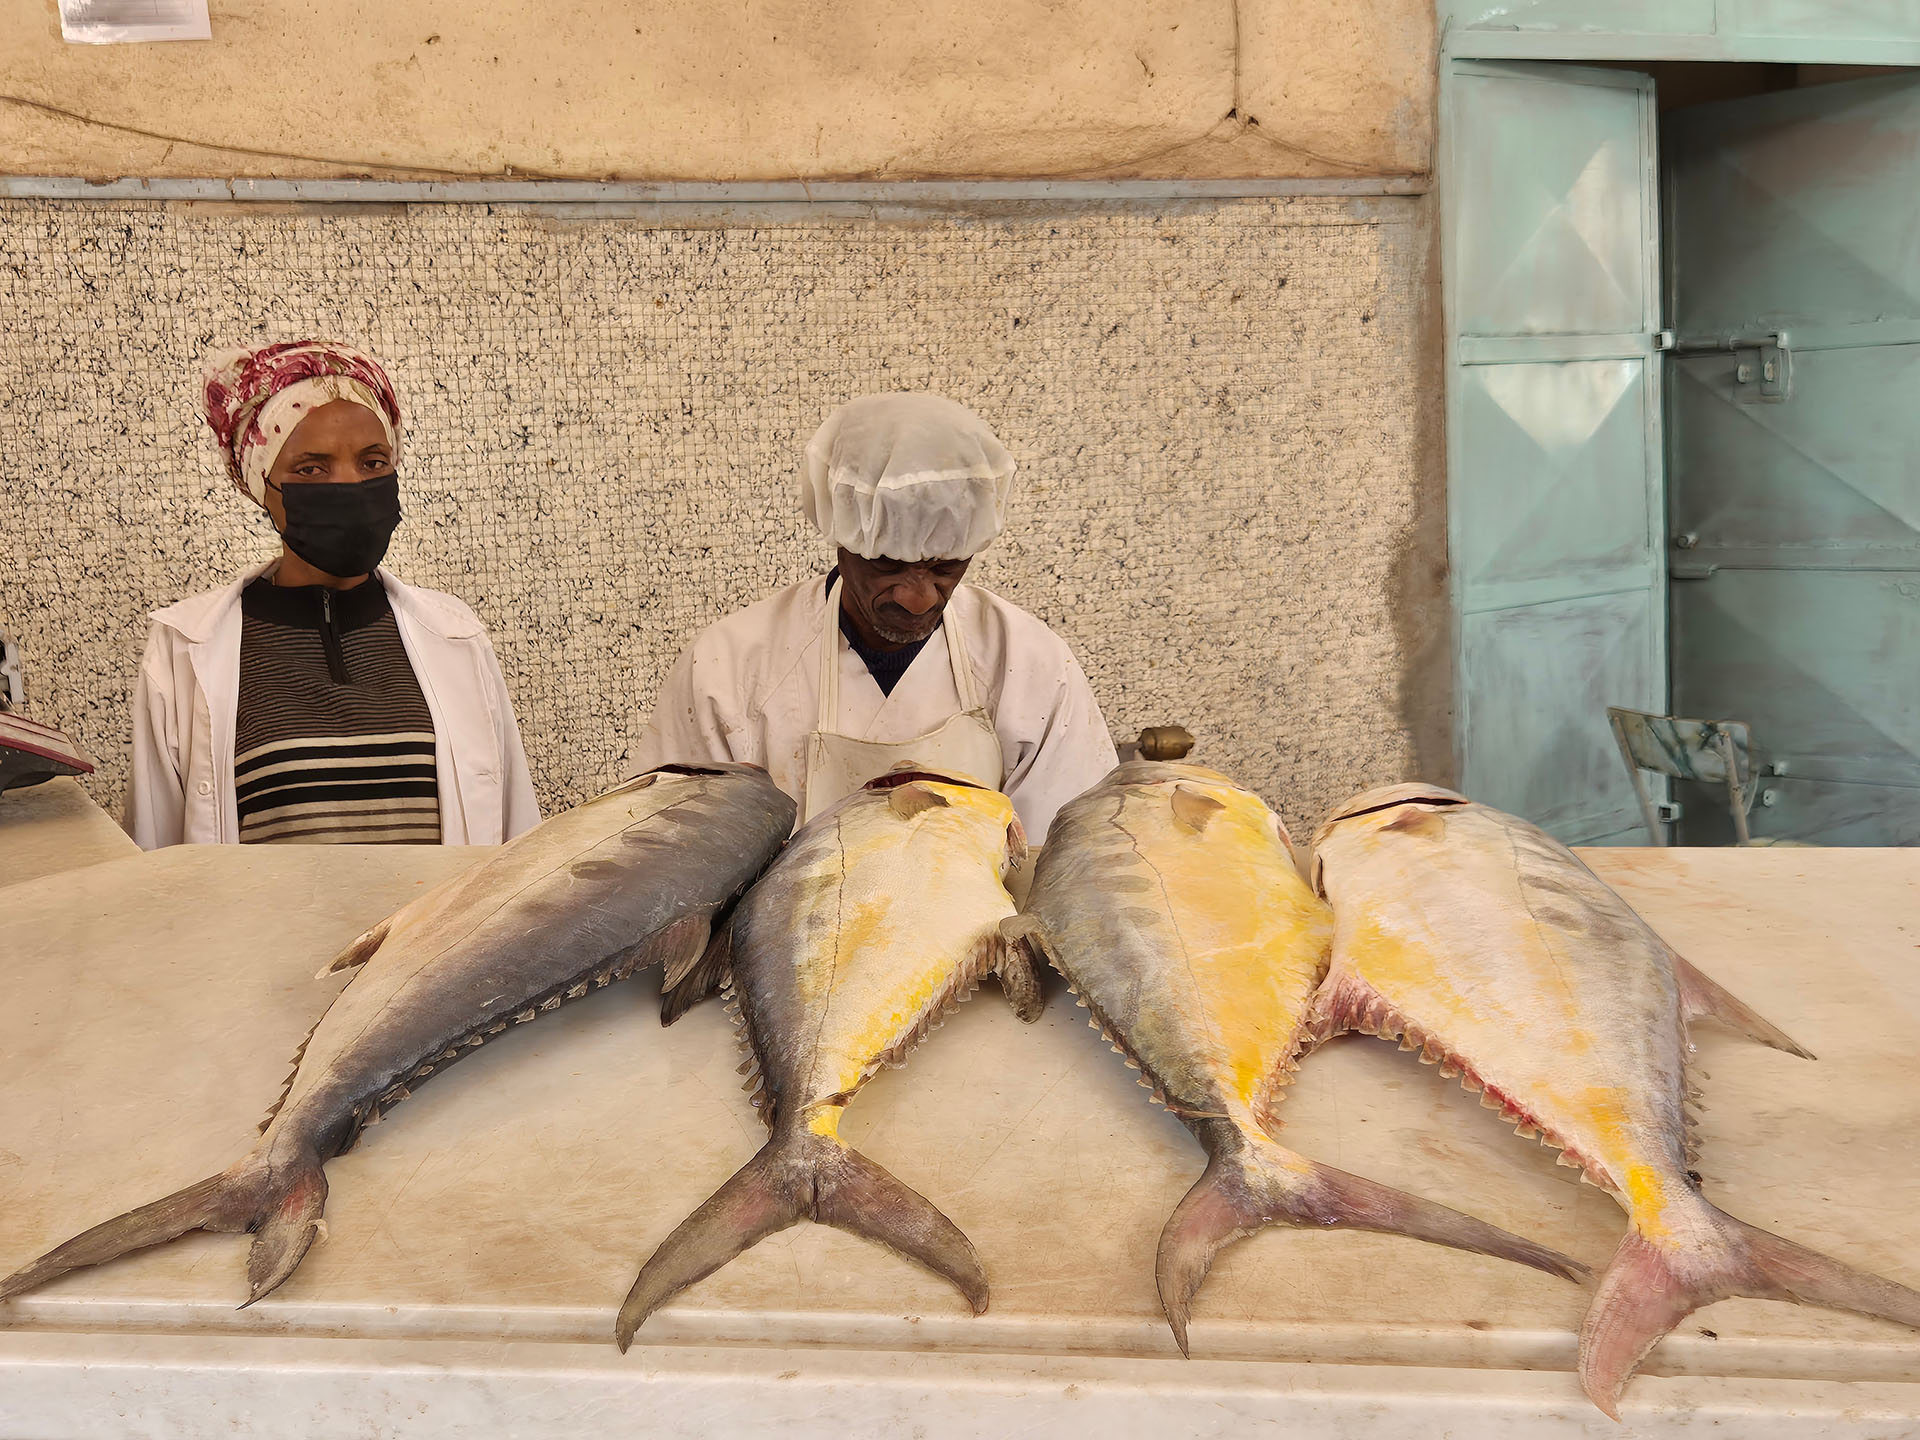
[
  {"xmin": 1581, "ymin": 1197, "xmax": 1920, "ymax": 1420},
  {"xmin": 1156, "ymin": 1122, "xmax": 1587, "ymax": 1357},
  {"xmin": 614, "ymin": 1111, "xmax": 988, "ymax": 1351},
  {"xmin": 0, "ymin": 1146, "xmax": 328, "ymax": 1308}
]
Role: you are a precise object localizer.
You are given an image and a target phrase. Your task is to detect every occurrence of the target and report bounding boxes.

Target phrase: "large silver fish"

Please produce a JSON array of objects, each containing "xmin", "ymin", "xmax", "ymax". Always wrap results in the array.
[
  {"xmin": 1009, "ymin": 763, "xmax": 1584, "ymax": 1353},
  {"xmin": 615, "ymin": 767, "xmax": 1040, "ymax": 1349},
  {"xmin": 0, "ymin": 762, "xmax": 793, "ymax": 1307},
  {"xmin": 1309, "ymin": 782, "xmax": 1920, "ymax": 1417}
]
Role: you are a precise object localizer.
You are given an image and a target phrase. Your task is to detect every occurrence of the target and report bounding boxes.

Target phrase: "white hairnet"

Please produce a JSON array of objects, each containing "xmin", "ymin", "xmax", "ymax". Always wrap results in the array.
[{"xmin": 800, "ymin": 393, "xmax": 1017, "ymax": 561}]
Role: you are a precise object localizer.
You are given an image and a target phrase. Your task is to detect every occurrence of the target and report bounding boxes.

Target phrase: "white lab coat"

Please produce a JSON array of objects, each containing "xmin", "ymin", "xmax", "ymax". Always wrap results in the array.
[
  {"xmin": 124, "ymin": 560, "xmax": 541, "ymax": 850},
  {"xmin": 628, "ymin": 578, "xmax": 1118, "ymax": 840}
]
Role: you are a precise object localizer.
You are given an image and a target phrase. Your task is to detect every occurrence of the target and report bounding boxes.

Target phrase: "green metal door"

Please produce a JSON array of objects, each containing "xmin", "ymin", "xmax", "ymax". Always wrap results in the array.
[
  {"xmin": 1667, "ymin": 72, "xmax": 1920, "ymax": 844},
  {"xmin": 1445, "ymin": 61, "xmax": 1666, "ymax": 843}
]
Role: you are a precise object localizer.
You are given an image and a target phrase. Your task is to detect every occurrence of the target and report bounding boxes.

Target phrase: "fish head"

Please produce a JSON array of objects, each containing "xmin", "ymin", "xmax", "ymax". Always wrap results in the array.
[
  {"xmin": 1106, "ymin": 759, "xmax": 1238, "ymax": 790},
  {"xmin": 640, "ymin": 760, "xmax": 775, "ymax": 782},
  {"xmin": 861, "ymin": 767, "xmax": 1024, "ymax": 878},
  {"xmin": 1309, "ymin": 781, "xmax": 1469, "ymax": 895}
]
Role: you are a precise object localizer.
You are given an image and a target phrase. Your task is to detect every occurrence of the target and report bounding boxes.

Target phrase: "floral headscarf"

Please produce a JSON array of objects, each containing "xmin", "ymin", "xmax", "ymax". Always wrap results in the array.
[{"xmin": 202, "ymin": 341, "xmax": 403, "ymax": 504}]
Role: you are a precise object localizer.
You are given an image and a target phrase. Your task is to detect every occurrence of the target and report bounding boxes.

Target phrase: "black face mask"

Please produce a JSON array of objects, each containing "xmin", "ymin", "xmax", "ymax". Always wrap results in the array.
[{"xmin": 270, "ymin": 473, "xmax": 402, "ymax": 579}]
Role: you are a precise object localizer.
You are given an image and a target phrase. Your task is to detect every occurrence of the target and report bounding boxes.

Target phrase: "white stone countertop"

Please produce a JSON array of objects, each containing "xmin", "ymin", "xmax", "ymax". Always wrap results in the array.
[
  {"xmin": 0, "ymin": 776, "xmax": 138, "ymax": 890},
  {"xmin": 0, "ymin": 841, "xmax": 1915, "ymax": 1438}
]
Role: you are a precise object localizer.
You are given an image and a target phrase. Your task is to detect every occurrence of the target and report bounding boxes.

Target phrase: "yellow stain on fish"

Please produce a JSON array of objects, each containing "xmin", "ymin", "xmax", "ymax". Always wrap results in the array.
[
  {"xmin": 791, "ymin": 781, "xmax": 1019, "ymax": 1103},
  {"xmin": 1019, "ymin": 763, "xmax": 1587, "ymax": 1358},
  {"xmin": 1312, "ymin": 782, "xmax": 1920, "ymax": 1419}
]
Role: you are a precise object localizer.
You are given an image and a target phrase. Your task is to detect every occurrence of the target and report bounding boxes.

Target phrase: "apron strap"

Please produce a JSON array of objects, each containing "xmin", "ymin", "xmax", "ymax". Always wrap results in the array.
[
  {"xmin": 817, "ymin": 578, "xmax": 843, "ymax": 731},
  {"xmin": 819, "ymin": 576, "xmax": 981, "ymax": 727},
  {"xmin": 943, "ymin": 588, "xmax": 981, "ymax": 712}
]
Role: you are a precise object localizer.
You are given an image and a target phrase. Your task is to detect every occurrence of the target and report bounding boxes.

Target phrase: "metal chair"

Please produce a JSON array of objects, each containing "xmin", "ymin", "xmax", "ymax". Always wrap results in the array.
[{"xmin": 1606, "ymin": 707, "xmax": 1757, "ymax": 846}]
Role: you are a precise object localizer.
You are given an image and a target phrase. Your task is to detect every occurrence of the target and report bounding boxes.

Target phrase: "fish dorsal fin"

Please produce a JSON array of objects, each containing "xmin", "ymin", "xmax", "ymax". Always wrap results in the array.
[
  {"xmin": 315, "ymin": 917, "xmax": 391, "ymax": 979},
  {"xmin": 1382, "ymin": 808, "xmax": 1447, "ymax": 840},
  {"xmin": 889, "ymin": 782, "xmax": 951, "ymax": 820},
  {"xmin": 1170, "ymin": 786, "xmax": 1226, "ymax": 833}
]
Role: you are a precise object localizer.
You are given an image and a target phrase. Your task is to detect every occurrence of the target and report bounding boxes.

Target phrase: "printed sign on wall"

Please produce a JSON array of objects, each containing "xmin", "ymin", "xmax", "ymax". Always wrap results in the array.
[{"xmin": 58, "ymin": 0, "xmax": 209, "ymax": 44}]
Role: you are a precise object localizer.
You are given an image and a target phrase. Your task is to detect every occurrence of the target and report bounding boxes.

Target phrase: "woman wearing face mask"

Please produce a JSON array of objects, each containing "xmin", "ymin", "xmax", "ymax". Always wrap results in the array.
[{"xmin": 122, "ymin": 340, "xmax": 539, "ymax": 849}]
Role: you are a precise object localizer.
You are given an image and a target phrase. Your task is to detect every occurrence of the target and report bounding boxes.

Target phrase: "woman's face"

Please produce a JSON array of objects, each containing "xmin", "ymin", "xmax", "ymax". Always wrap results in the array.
[{"xmin": 261, "ymin": 400, "xmax": 394, "ymax": 531}]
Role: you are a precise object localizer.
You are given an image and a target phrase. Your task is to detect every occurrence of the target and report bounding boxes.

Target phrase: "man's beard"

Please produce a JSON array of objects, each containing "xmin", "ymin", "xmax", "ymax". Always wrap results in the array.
[{"xmin": 872, "ymin": 604, "xmax": 943, "ymax": 645}]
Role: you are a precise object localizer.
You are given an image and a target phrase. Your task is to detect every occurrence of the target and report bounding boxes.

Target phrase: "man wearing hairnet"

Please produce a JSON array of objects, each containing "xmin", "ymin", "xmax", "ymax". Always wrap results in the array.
[{"xmin": 628, "ymin": 392, "xmax": 1117, "ymax": 840}]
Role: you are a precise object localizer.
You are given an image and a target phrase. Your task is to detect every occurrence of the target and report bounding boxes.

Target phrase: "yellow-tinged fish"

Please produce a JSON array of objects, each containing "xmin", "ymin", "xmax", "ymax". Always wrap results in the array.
[
  {"xmin": 1010, "ymin": 763, "xmax": 1584, "ymax": 1353},
  {"xmin": 1310, "ymin": 782, "xmax": 1920, "ymax": 1417},
  {"xmin": 615, "ymin": 766, "xmax": 1041, "ymax": 1349}
]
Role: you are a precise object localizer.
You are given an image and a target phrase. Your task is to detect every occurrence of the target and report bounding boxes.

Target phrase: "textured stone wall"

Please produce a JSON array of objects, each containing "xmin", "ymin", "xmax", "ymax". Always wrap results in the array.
[{"xmin": 0, "ymin": 195, "xmax": 1435, "ymax": 838}]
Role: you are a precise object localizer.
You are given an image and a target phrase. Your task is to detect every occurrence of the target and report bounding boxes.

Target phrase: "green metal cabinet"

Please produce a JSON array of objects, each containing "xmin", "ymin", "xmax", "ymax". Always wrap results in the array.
[
  {"xmin": 1665, "ymin": 73, "xmax": 1920, "ymax": 843},
  {"xmin": 1443, "ymin": 61, "xmax": 1666, "ymax": 843}
]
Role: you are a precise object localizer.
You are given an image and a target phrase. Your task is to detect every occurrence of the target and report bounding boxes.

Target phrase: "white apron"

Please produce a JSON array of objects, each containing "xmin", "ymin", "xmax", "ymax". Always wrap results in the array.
[{"xmin": 801, "ymin": 579, "xmax": 1005, "ymax": 825}]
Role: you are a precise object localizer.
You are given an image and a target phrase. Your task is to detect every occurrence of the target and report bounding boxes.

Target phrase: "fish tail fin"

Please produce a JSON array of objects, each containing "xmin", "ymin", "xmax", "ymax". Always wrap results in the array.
[
  {"xmin": 615, "ymin": 1124, "xmax": 986, "ymax": 1351},
  {"xmin": 1157, "ymin": 1135, "xmax": 1586, "ymax": 1357},
  {"xmin": 1581, "ymin": 1203, "xmax": 1920, "ymax": 1419},
  {"xmin": 240, "ymin": 1164, "xmax": 329, "ymax": 1307},
  {"xmin": 1670, "ymin": 953, "xmax": 1815, "ymax": 1059},
  {"xmin": 812, "ymin": 1135, "xmax": 989, "ymax": 1313},
  {"xmin": 0, "ymin": 1149, "xmax": 325, "ymax": 1305}
]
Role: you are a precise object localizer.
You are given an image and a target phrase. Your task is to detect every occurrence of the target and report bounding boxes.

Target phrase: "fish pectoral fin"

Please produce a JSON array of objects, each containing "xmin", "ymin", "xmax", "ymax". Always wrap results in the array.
[
  {"xmin": 314, "ymin": 918, "xmax": 391, "ymax": 979},
  {"xmin": 1169, "ymin": 786, "xmax": 1226, "ymax": 833},
  {"xmin": 662, "ymin": 917, "xmax": 733, "ymax": 1027},
  {"xmin": 989, "ymin": 924, "xmax": 1047, "ymax": 1023},
  {"xmin": 1380, "ymin": 808, "xmax": 1446, "ymax": 840},
  {"xmin": 1671, "ymin": 952, "xmax": 1815, "ymax": 1060},
  {"xmin": 888, "ymin": 782, "xmax": 952, "ymax": 820}
]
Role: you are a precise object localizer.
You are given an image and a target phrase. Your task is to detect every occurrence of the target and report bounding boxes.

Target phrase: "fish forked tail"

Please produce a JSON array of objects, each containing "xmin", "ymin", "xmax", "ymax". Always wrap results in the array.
[
  {"xmin": 0, "ymin": 1148, "xmax": 328, "ymax": 1309},
  {"xmin": 1580, "ymin": 1199, "xmax": 1920, "ymax": 1420},
  {"xmin": 615, "ymin": 1121, "xmax": 988, "ymax": 1350},
  {"xmin": 1157, "ymin": 1128, "xmax": 1587, "ymax": 1357}
]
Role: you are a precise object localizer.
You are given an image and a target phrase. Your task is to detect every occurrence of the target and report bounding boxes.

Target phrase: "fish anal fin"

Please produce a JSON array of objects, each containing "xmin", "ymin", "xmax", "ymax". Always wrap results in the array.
[
  {"xmin": 1671, "ymin": 953, "xmax": 1815, "ymax": 1060},
  {"xmin": 1170, "ymin": 786, "xmax": 1226, "ymax": 834},
  {"xmin": 662, "ymin": 916, "xmax": 732, "ymax": 1026},
  {"xmin": 316, "ymin": 918, "xmax": 391, "ymax": 979},
  {"xmin": 889, "ymin": 783, "xmax": 952, "ymax": 820}
]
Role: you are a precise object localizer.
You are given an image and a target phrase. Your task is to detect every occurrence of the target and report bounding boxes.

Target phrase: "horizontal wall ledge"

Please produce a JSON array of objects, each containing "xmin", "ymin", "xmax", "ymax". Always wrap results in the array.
[{"xmin": 0, "ymin": 175, "xmax": 1429, "ymax": 207}]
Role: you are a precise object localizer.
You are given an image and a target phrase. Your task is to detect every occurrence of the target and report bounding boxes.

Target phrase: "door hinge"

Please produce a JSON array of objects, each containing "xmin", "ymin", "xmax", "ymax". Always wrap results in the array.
[{"xmin": 1733, "ymin": 331, "xmax": 1791, "ymax": 403}]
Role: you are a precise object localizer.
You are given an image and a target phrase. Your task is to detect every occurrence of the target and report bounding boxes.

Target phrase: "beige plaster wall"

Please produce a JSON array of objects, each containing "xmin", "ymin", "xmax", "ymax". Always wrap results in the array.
[
  {"xmin": 0, "ymin": 1, "xmax": 1434, "ymax": 181},
  {"xmin": 0, "ymin": 194, "xmax": 1436, "ymax": 839}
]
